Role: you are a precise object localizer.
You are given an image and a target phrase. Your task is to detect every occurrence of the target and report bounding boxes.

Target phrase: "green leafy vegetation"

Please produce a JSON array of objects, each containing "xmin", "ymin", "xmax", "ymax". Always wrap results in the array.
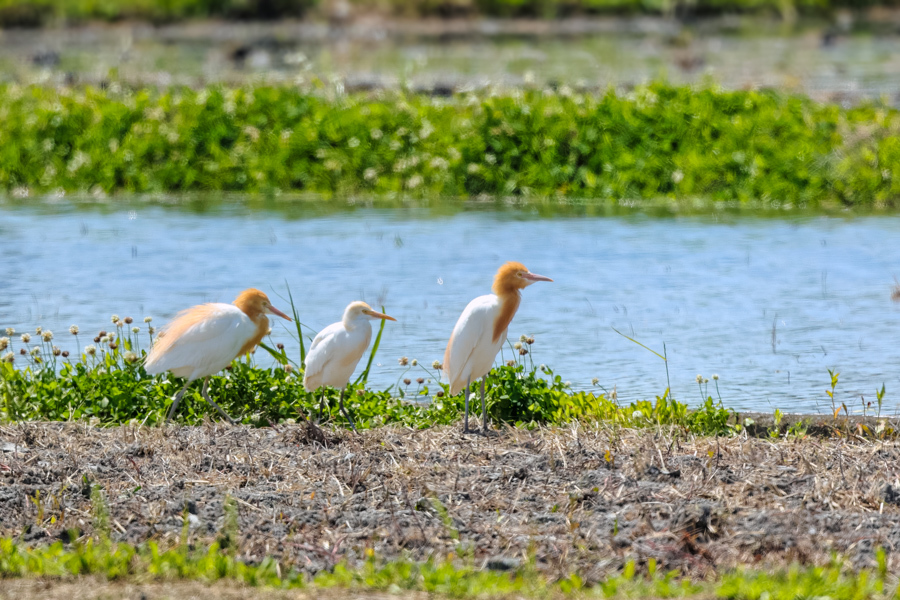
[
  {"xmin": 0, "ymin": 317, "xmax": 733, "ymax": 434},
  {"xmin": 0, "ymin": 536, "xmax": 894, "ymax": 599},
  {"xmin": 0, "ymin": 0, "xmax": 894, "ymax": 26},
  {"xmin": 1, "ymin": 82, "xmax": 899, "ymax": 207}
]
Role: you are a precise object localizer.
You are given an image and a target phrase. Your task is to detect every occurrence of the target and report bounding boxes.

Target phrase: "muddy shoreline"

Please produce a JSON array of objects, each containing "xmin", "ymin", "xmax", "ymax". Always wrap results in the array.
[{"xmin": 2, "ymin": 420, "xmax": 900, "ymax": 580}]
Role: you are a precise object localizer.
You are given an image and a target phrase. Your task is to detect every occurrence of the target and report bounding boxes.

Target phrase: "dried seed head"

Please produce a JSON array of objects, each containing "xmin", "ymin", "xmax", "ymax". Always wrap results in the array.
[
  {"xmin": 356, "ymin": 389, "xmax": 364, "ymax": 396},
  {"xmin": 518, "ymin": 348, "xmax": 528, "ymax": 355},
  {"xmin": 69, "ymin": 325, "xmax": 79, "ymax": 335},
  {"xmin": 93, "ymin": 336, "xmax": 101, "ymax": 343},
  {"xmin": 19, "ymin": 348, "xmax": 26, "ymax": 355},
  {"xmin": 432, "ymin": 360, "xmax": 442, "ymax": 370},
  {"xmin": 108, "ymin": 342, "xmax": 118, "ymax": 350},
  {"xmin": 403, "ymin": 378, "xmax": 411, "ymax": 385},
  {"xmin": 416, "ymin": 377, "xmax": 424, "ymax": 384},
  {"xmin": 41, "ymin": 331, "xmax": 53, "ymax": 342},
  {"xmin": 436, "ymin": 390, "xmax": 444, "ymax": 397},
  {"xmin": 124, "ymin": 317, "xmax": 133, "ymax": 324},
  {"xmin": 52, "ymin": 346, "xmax": 61, "ymax": 356},
  {"xmin": 526, "ymin": 337, "xmax": 534, "ymax": 345},
  {"xmin": 98, "ymin": 330, "xmax": 107, "ymax": 337},
  {"xmin": 61, "ymin": 351, "xmax": 69, "ymax": 358},
  {"xmin": 148, "ymin": 327, "xmax": 156, "ymax": 335},
  {"xmin": 20, "ymin": 333, "xmax": 31, "ymax": 343},
  {"xmin": 85, "ymin": 345, "xmax": 97, "ymax": 356},
  {"xmin": 276, "ymin": 343, "xmax": 284, "ymax": 350},
  {"xmin": 398, "ymin": 357, "xmax": 409, "ymax": 366},
  {"xmin": 506, "ymin": 360, "xmax": 515, "ymax": 367}
]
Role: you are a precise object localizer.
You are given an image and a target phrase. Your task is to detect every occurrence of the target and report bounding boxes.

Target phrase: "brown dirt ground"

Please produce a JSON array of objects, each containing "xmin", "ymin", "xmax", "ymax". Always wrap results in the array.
[{"xmin": 2, "ymin": 421, "xmax": 900, "ymax": 583}]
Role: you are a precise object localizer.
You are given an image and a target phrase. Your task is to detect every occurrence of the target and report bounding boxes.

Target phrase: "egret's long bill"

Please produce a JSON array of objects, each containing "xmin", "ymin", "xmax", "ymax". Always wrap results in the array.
[
  {"xmin": 364, "ymin": 309, "xmax": 397, "ymax": 321},
  {"xmin": 521, "ymin": 272, "xmax": 553, "ymax": 283},
  {"xmin": 267, "ymin": 304, "xmax": 293, "ymax": 321}
]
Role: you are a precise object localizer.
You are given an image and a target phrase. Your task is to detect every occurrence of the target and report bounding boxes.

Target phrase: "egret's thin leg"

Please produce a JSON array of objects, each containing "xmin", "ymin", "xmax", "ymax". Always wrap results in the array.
[
  {"xmin": 200, "ymin": 376, "xmax": 237, "ymax": 425},
  {"xmin": 338, "ymin": 390, "xmax": 357, "ymax": 433},
  {"xmin": 318, "ymin": 392, "xmax": 326, "ymax": 423},
  {"xmin": 481, "ymin": 378, "xmax": 487, "ymax": 433},
  {"xmin": 463, "ymin": 376, "xmax": 471, "ymax": 433},
  {"xmin": 166, "ymin": 380, "xmax": 192, "ymax": 422}
]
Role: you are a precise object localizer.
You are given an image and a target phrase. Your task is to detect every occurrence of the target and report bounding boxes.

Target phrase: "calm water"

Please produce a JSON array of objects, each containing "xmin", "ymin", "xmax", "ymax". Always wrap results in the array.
[{"xmin": 2, "ymin": 203, "xmax": 900, "ymax": 414}]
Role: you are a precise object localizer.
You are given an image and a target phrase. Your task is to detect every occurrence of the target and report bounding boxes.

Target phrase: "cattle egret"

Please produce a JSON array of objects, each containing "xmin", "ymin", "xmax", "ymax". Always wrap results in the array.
[
  {"xmin": 145, "ymin": 288, "xmax": 292, "ymax": 423},
  {"xmin": 443, "ymin": 262, "xmax": 552, "ymax": 433},
  {"xmin": 303, "ymin": 301, "xmax": 396, "ymax": 432}
]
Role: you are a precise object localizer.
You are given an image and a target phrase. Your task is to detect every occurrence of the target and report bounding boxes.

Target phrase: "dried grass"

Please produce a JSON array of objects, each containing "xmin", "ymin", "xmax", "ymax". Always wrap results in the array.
[{"xmin": 2, "ymin": 422, "xmax": 900, "ymax": 581}]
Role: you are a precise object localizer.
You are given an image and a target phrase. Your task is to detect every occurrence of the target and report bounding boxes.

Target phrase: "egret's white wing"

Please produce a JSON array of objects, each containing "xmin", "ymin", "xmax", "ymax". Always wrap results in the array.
[
  {"xmin": 303, "ymin": 321, "xmax": 373, "ymax": 391},
  {"xmin": 443, "ymin": 294, "xmax": 503, "ymax": 395},
  {"xmin": 144, "ymin": 303, "xmax": 256, "ymax": 381}
]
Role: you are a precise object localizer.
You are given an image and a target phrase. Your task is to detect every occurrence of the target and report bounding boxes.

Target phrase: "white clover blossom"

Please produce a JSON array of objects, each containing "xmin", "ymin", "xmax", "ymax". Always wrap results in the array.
[
  {"xmin": 1, "ymin": 351, "xmax": 13, "ymax": 363},
  {"xmin": 132, "ymin": 327, "xmax": 140, "ymax": 334},
  {"xmin": 116, "ymin": 320, "xmax": 124, "ymax": 328},
  {"xmin": 20, "ymin": 333, "xmax": 31, "ymax": 343},
  {"xmin": 111, "ymin": 314, "xmax": 120, "ymax": 323},
  {"xmin": 363, "ymin": 168, "xmax": 378, "ymax": 181},
  {"xmin": 123, "ymin": 351, "xmax": 138, "ymax": 363},
  {"xmin": 41, "ymin": 331, "xmax": 53, "ymax": 342},
  {"xmin": 398, "ymin": 357, "xmax": 408, "ymax": 366},
  {"xmin": 591, "ymin": 377, "xmax": 599, "ymax": 386},
  {"xmin": 696, "ymin": 374, "xmax": 703, "ymax": 384},
  {"xmin": 411, "ymin": 359, "xmax": 418, "ymax": 366},
  {"xmin": 5, "ymin": 328, "xmax": 14, "ymax": 336},
  {"xmin": 143, "ymin": 316, "xmax": 152, "ymax": 323},
  {"xmin": 485, "ymin": 153, "xmax": 496, "ymax": 165},
  {"xmin": 370, "ymin": 128, "xmax": 383, "ymax": 140},
  {"xmin": 148, "ymin": 327, "xmax": 155, "ymax": 335},
  {"xmin": 348, "ymin": 137, "xmax": 360, "ymax": 148},
  {"xmin": 85, "ymin": 345, "xmax": 97, "ymax": 356},
  {"xmin": 712, "ymin": 374, "xmax": 719, "ymax": 380},
  {"xmin": 30, "ymin": 346, "xmax": 41, "ymax": 356},
  {"xmin": 52, "ymin": 346, "xmax": 61, "ymax": 356},
  {"xmin": 97, "ymin": 368, "xmax": 107, "ymax": 376},
  {"xmin": 432, "ymin": 360, "xmax": 442, "ymax": 370},
  {"xmin": 632, "ymin": 410, "xmax": 643, "ymax": 419},
  {"xmin": 69, "ymin": 325, "xmax": 79, "ymax": 335},
  {"xmin": 0, "ymin": 338, "xmax": 8, "ymax": 351},
  {"xmin": 513, "ymin": 342, "xmax": 522, "ymax": 350},
  {"xmin": 520, "ymin": 334, "xmax": 528, "ymax": 342},
  {"xmin": 35, "ymin": 326, "xmax": 42, "ymax": 334}
]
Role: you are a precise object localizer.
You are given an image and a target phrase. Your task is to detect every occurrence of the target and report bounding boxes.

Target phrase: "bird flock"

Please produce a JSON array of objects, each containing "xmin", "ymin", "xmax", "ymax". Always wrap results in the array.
[{"xmin": 144, "ymin": 261, "xmax": 551, "ymax": 433}]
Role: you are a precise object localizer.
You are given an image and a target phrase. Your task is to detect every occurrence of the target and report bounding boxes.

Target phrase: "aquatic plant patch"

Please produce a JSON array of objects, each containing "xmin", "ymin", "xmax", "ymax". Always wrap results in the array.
[{"xmin": 1, "ymin": 83, "xmax": 898, "ymax": 206}]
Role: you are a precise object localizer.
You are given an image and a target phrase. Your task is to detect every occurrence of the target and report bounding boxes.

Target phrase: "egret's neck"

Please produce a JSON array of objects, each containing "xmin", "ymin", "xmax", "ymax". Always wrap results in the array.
[
  {"xmin": 491, "ymin": 290, "xmax": 521, "ymax": 344},
  {"xmin": 343, "ymin": 313, "xmax": 371, "ymax": 332}
]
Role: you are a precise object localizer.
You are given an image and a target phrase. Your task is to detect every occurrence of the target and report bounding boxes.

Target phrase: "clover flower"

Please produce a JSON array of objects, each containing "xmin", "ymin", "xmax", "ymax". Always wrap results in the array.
[
  {"xmin": 61, "ymin": 351, "xmax": 69, "ymax": 358},
  {"xmin": 85, "ymin": 345, "xmax": 97, "ymax": 356},
  {"xmin": 116, "ymin": 320, "xmax": 124, "ymax": 328},
  {"xmin": 0, "ymin": 338, "xmax": 8, "ymax": 351},
  {"xmin": 35, "ymin": 326, "xmax": 42, "ymax": 334},
  {"xmin": 143, "ymin": 317, "xmax": 152, "ymax": 323},
  {"xmin": 52, "ymin": 346, "xmax": 61, "ymax": 356},
  {"xmin": 124, "ymin": 317, "xmax": 133, "ymax": 324},
  {"xmin": 633, "ymin": 410, "xmax": 643, "ymax": 419},
  {"xmin": 526, "ymin": 337, "xmax": 534, "ymax": 345},
  {"xmin": 132, "ymin": 327, "xmax": 140, "ymax": 334},
  {"xmin": 403, "ymin": 378, "xmax": 411, "ymax": 386},
  {"xmin": 41, "ymin": 331, "xmax": 53, "ymax": 342},
  {"xmin": 506, "ymin": 360, "xmax": 515, "ymax": 367},
  {"xmin": 356, "ymin": 388, "xmax": 364, "ymax": 396},
  {"xmin": 432, "ymin": 360, "xmax": 442, "ymax": 370},
  {"xmin": 20, "ymin": 333, "xmax": 31, "ymax": 344},
  {"xmin": 1, "ymin": 352, "xmax": 13, "ymax": 363},
  {"xmin": 97, "ymin": 368, "xmax": 107, "ymax": 376},
  {"xmin": 123, "ymin": 351, "xmax": 138, "ymax": 363},
  {"xmin": 435, "ymin": 390, "xmax": 444, "ymax": 398},
  {"xmin": 519, "ymin": 348, "xmax": 528, "ymax": 356},
  {"xmin": 69, "ymin": 325, "xmax": 79, "ymax": 335},
  {"xmin": 148, "ymin": 327, "xmax": 156, "ymax": 335},
  {"xmin": 4, "ymin": 328, "xmax": 13, "ymax": 336},
  {"xmin": 411, "ymin": 359, "xmax": 418, "ymax": 366},
  {"xmin": 592, "ymin": 377, "xmax": 599, "ymax": 386},
  {"xmin": 513, "ymin": 342, "xmax": 522, "ymax": 350},
  {"xmin": 696, "ymin": 374, "xmax": 703, "ymax": 384},
  {"xmin": 712, "ymin": 374, "xmax": 719, "ymax": 380},
  {"xmin": 284, "ymin": 364, "xmax": 293, "ymax": 374},
  {"xmin": 416, "ymin": 378, "xmax": 424, "ymax": 385},
  {"xmin": 111, "ymin": 314, "xmax": 119, "ymax": 324},
  {"xmin": 398, "ymin": 357, "xmax": 409, "ymax": 366},
  {"xmin": 30, "ymin": 346, "xmax": 41, "ymax": 357},
  {"xmin": 520, "ymin": 334, "xmax": 528, "ymax": 342}
]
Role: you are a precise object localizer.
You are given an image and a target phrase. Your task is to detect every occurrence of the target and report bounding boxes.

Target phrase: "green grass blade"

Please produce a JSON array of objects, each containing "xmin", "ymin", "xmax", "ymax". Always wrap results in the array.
[
  {"xmin": 354, "ymin": 305, "xmax": 387, "ymax": 386},
  {"xmin": 611, "ymin": 327, "xmax": 667, "ymax": 361},
  {"xmin": 258, "ymin": 343, "xmax": 288, "ymax": 365},
  {"xmin": 286, "ymin": 282, "xmax": 306, "ymax": 364}
]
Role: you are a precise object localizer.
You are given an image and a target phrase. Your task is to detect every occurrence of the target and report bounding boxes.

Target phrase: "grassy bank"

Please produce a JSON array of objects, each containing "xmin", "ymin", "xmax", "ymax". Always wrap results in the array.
[
  {"xmin": 0, "ymin": 0, "xmax": 896, "ymax": 26},
  {"xmin": 0, "ymin": 538, "xmax": 894, "ymax": 599},
  {"xmin": 1, "ymin": 82, "xmax": 898, "ymax": 207}
]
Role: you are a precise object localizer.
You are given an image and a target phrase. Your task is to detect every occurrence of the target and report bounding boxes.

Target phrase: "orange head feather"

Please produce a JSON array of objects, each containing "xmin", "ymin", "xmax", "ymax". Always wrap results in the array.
[
  {"xmin": 233, "ymin": 289, "xmax": 291, "ymax": 322},
  {"xmin": 491, "ymin": 262, "xmax": 553, "ymax": 297}
]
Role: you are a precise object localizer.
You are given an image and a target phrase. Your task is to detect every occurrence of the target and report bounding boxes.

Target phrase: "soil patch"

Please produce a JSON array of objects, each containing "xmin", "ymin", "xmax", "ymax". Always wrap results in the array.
[{"xmin": 1, "ymin": 422, "xmax": 898, "ymax": 582}]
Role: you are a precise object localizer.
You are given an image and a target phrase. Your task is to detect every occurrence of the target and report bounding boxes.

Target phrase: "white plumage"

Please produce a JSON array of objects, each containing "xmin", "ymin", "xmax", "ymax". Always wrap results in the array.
[
  {"xmin": 444, "ymin": 294, "xmax": 505, "ymax": 395},
  {"xmin": 303, "ymin": 319, "xmax": 373, "ymax": 391},
  {"xmin": 303, "ymin": 301, "xmax": 396, "ymax": 431},
  {"xmin": 144, "ymin": 304, "xmax": 256, "ymax": 381}
]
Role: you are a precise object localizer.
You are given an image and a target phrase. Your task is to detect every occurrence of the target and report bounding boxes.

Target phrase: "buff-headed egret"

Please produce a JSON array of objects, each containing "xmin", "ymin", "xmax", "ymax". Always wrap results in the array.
[
  {"xmin": 443, "ymin": 262, "xmax": 552, "ymax": 433},
  {"xmin": 145, "ymin": 288, "xmax": 291, "ymax": 423},
  {"xmin": 303, "ymin": 301, "xmax": 396, "ymax": 432}
]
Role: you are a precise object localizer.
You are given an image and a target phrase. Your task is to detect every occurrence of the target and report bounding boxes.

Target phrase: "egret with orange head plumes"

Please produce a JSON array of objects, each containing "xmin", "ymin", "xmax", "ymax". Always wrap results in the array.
[
  {"xmin": 303, "ymin": 301, "xmax": 397, "ymax": 432},
  {"xmin": 144, "ymin": 288, "xmax": 292, "ymax": 423},
  {"xmin": 443, "ymin": 262, "xmax": 552, "ymax": 433}
]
